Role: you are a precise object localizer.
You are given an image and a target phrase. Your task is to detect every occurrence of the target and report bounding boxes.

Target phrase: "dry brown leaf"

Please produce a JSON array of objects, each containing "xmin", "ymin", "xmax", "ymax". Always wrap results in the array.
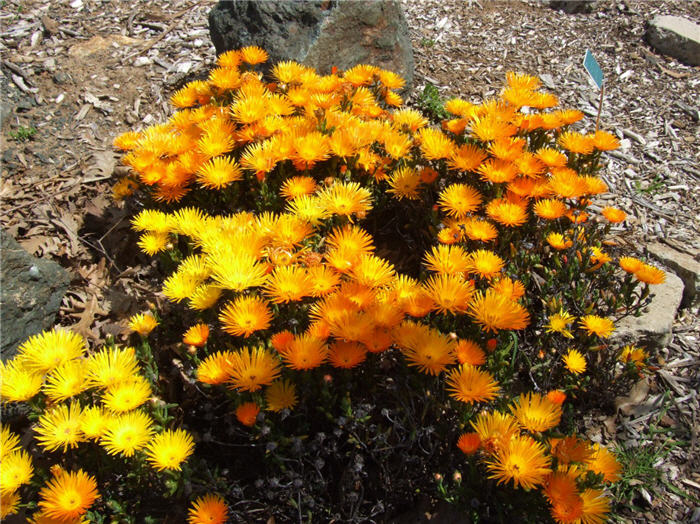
[
  {"xmin": 83, "ymin": 150, "xmax": 118, "ymax": 183},
  {"xmin": 615, "ymin": 378, "xmax": 649, "ymax": 416},
  {"xmin": 69, "ymin": 293, "xmax": 109, "ymax": 340}
]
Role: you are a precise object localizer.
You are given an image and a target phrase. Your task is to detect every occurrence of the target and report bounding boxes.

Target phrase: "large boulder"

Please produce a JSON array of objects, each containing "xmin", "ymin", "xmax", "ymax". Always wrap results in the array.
[
  {"xmin": 0, "ymin": 229, "xmax": 71, "ymax": 360},
  {"xmin": 645, "ymin": 15, "xmax": 700, "ymax": 67},
  {"xmin": 209, "ymin": 0, "xmax": 414, "ymax": 90}
]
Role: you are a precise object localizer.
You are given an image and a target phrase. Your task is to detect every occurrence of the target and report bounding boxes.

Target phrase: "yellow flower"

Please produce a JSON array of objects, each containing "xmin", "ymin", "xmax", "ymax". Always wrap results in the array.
[
  {"xmin": 351, "ymin": 254, "xmax": 396, "ymax": 288},
  {"xmin": 18, "ymin": 328, "xmax": 86, "ymax": 375},
  {"xmin": 590, "ymin": 130, "xmax": 620, "ymax": 151},
  {"xmin": 455, "ymin": 339, "xmax": 486, "ymax": 366},
  {"xmin": 557, "ymin": 131, "xmax": 594, "ymax": 155},
  {"xmin": 467, "ymin": 290, "xmax": 530, "ymax": 333},
  {"xmin": 0, "ymin": 359, "xmax": 43, "ymax": 402},
  {"xmin": 101, "ymin": 376, "xmax": 152, "ymax": 413},
  {"xmin": 423, "ymin": 245, "xmax": 470, "ymax": 275},
  {"xmin": 486, "ymin": 435, "xmax": 552, "ymax": 490},
  {"xmin": 43, "ymin": 360, "xmax": 88, "ymax": 403},
  {"xmin": 619, "ymin": 256, "xmax": 643, "ymax": 274},
  {"xmin": 0, "ymin": 490, "xmax": 20, "ymax": 518},
  {"xmin": 438, "ymin": 183, "xmax": 483, "ymax": 218},
  {"xmin": 80, "ymin": 406, "xmax": 113, "ymax": 440},
  {"xmin": 1, "ymin": 426, "xmax": 21, "ymax": 459},
  {"xmin": 145, "ymin": 429, "xmax": 195, "ymax": 471},
  {"xmin": 38, "ymin": 469, "xmax": 99, "ymax": 521},
  {"xmin": 417, "ymin": 127, "xmax": 456, "ymax": 160},
  {"xmin": 579, "ymin": 315, "xmax": 615, "ymax": 338},
  {"xmin": 546, "ymin": 232, "xmax": 573, "ymax": 250},
  {"xmin": 471, "ymin": 411, "xmax": 520, "ymax": 455},
  {"xmin": 282, "ymin": 336, "xmax": 330, "ymax": 370},
  {"xmin": 545, "ymin": 310, "xmax": 575, "ymax": 338},
  {"xmin": 265, "ymin": 379, "xmax": 298, "ymax": 412},
  {"xmin": 579, "ymin": 489, "xmax": 611, "ymax": 524},
  {"xmin": 263, "ymin": 265, "xmax": 311, "ymax": 303},
  {"xmin": 280, "ymin": 176, "xmax": 317, "ymax": 200},
  {"xmin": 445, "ymin": 365, "xmax": 499, "ymax": 404},
  {"xmin": 86, "ymin": 346, "xmax": 139, "ymax": 389},
  {"xmin": 387, "ymin": 166, "xmax": 422, "ymax": 200},
  {"xmin": 563, "ymin": 349, "xmax": 587, "ymax": 375},
  {"xmin": 318, "ymin": 181, "xmax": 372, "ymax": 218},
  {"xmin": 100, "ymin": 411, "xmax": 154, "ymax": 457},
  {"xmin": 196, "ymin": 156, "xmax": 242, "ymax": 189},
  {"xmin": 486, "ymin": 198, "xmax": 528, "ymax": 227},
  {"xmin": 469, "ymin": 249, "xmax": 504, "ymax": 279},
  {"xmin": 534, "ymin": 199, "xmax": 567, "ymax": 220},
  {"xmin": 188, "ymin": 494, "xmax": 228, "ymax": 524},
  {"xmin": 196, "ymin": 351, "xmax": 235, "ymax": 385},
  {"xmin": 137, "ymin": 232, "xmax": 170, "ymax": 256},
  {"xmin": 226, "ymin": 347, "xmax": 281, "ymax": 392},
  {"xmin": 619, "ymin": 344, "xmax": 648, "ymax": 370},
  {"xmin": 35, "ymin": 403, "xmax": 85, "ymax": 452},
  {"xmin": 510, "ymin": 392, "xmax": 562, "ymax": 433},
  {"xmin": 0, "ymin": 450, "xmax": 33, "ymax": 495},
  {"xmin": 423, "ymin": 274, "xmax": 474, "ymax": 315},
  {"xmin": 128, "ymin": 312, "xmax": 159, "ymax": 336}
]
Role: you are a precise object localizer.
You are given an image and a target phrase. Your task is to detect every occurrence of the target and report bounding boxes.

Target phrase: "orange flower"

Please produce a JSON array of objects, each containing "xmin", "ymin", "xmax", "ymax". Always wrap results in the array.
[
  {"xmin": 546, "ymin": 390, "xmax": 567, "ymax": 405},
  {"xmin": 534, "ymin": 199, "xmax": 567, "ymax": 220},
  {"xmin": 282, "ymin": 335, "xmax": 329, "ymax": 370},
  {"xmin": 226, "ymin": 347, "xmax": 281, "ymax": 392},
  {"xmin": 328, "ymin": 341, "xmax": 367, "ymax": 369},
  {"xmin": 271, "ymin": 330, "xmax": 295, "ymax": 354},
  {"xmin": 619, "ymin": 256, "xmax": 643, "ymax": 273},
  {"xmin": 235, "ymin": 402, "xmax": 260, "ymax": 427},
  {"xmin": 455, "ymin": 339, "xmax": 486, "ymax": 366},
  {"xmin": 634, "ymin": 263, "xmax": 666, "ymax": 285},
  {"xmin": 188, "ymin": 494, "xmax": 228, "ymax": 524},
  {"xmin": 457, "ymin": 432, "xmax": 481, "ymax": 455},
  {"xmin": 558, "ymin": 131, "xmax": 593, "ymax": 155},
  {"xmin": 183, "ymin": 324, "xmax": 209, "ymax": 347},
  {"xmin": 486, "ymin": 198, "xmax": 528, "ymax": 227},
  {"xmin": 219, "ymin": 296, "xmax": 272, "ymax": 337},
  {"xmin": 601, "ymin": 206, "xmax": 626, "ymax": 223},
  {"xmin": 590, "ymin": 130, "xmax": 620, "ymax": 151}
]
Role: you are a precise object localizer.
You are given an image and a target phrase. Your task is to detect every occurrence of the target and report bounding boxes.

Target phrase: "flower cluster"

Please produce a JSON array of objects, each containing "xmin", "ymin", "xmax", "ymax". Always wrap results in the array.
[
  {"xmin": 0, "ymin": 327, "xmax": 195, "ymax": 520},
  {"xmin": 105, "ymin": 47, "xmax": 670, "ymax": 520}
]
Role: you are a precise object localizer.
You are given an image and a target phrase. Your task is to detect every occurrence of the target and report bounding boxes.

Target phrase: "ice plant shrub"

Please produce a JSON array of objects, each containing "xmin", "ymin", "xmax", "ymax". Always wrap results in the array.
[
  {"xmin": 0, "ymin": 328, "xmax": 195, "ymax": 520},
  {"xmin": 108, "ymin": 48, "xmax": 667, "ymax": 520}
]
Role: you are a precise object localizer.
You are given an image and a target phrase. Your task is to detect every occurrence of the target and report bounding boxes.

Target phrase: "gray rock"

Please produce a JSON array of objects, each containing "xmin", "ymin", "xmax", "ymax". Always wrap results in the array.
[
  {"xmin": 546, "ymin": 1, "xmax": 598, "ymax": 14},
  {"xmin": 612, "ymin": 270, "xmax": 684, "ymax": 351},
  {"xmin": 647, "ymin": 242, "xmax": 700, "ymax": 308},
  {"xmin": 645, "ymin": 15, "xmax": 700, "ymax": 67},
  {"xmin": 0, "ymin": 229, "xmax": 71, "ymax": 361},
  {"xmin": 209, "ymin": 0, "xmax": 414, "ymax": 90}
]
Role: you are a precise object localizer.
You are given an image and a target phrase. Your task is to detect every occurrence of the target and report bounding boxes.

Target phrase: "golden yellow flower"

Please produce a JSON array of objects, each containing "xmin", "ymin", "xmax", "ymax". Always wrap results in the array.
[
  {"xmin": 467, "ymin": 290, "xmax": 530, "ymax": 332},
  {"xmin": 438, "ymin": 183, "xmax": 483, "ymax": 218},
  {"xmin": 265, "ymin": 379, "xmax": 298, "ymax": 412},
  {"xmin": 545, "ymin": 310, "xmax": 575, "ymax": 338},
  {"xmin": 219, "ymin": 296, "xmax": 273, "ymax": 337},
  {"xmin": 634, "ymin": 263, "xmax": 666, "ymax": 285},
  {"xmin": 35, "ymin": 403, "xmax": 85, "ymax": 452},
  {"xmin": 578, "ymin": 315, "xmax": 615, "ymax": 338},
  {"xmin": 486, "ymin": 435, "xmax": 552, "ymax": 490},
  {"xmin": 145, "ymin": 429, "xmax": 195, "ymax": 471},
  {"xmin": 226, "ymin": 347, "xmax": 281, "ymax": 392},
  {"xmin": 510, "ymin": 392, "xmax": 562, "ymax": 432},
  {"xmin": 128, "ymin": 312, "xmax": 159, "ymax": 336},
  {"xmin": 445, "ymin": 365, "xmax": 499, "ymax": 404},
  {"xmin": 563, "ymin": 349, "xmax": 587, "ymax": 375}
]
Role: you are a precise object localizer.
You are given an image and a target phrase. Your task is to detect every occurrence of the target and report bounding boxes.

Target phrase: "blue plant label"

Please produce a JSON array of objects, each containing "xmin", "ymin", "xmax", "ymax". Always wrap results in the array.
[{"xmin": 583, "ymin": 50, "xmax": 604, "ymax": 90}]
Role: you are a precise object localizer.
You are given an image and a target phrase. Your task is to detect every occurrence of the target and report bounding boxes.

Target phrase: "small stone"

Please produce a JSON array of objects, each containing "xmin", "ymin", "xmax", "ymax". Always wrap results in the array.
[
  {"xmin": 53, "ymin": 71, "xmax": 69, "ymax": 84},
  {"xmin": 645, "ymin": 15, "xmax": 700, "ymax": 67},
  {"xmin": 133, "ymin": 56, "xmax": 152, "ymax": 67},
  {"xmin": 647, "ymin": 242, "xmax": 700, "ymax": 308},
  {"xmin": 612, "ymin": 270, "xmax": 684, "ymax": 351}
]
